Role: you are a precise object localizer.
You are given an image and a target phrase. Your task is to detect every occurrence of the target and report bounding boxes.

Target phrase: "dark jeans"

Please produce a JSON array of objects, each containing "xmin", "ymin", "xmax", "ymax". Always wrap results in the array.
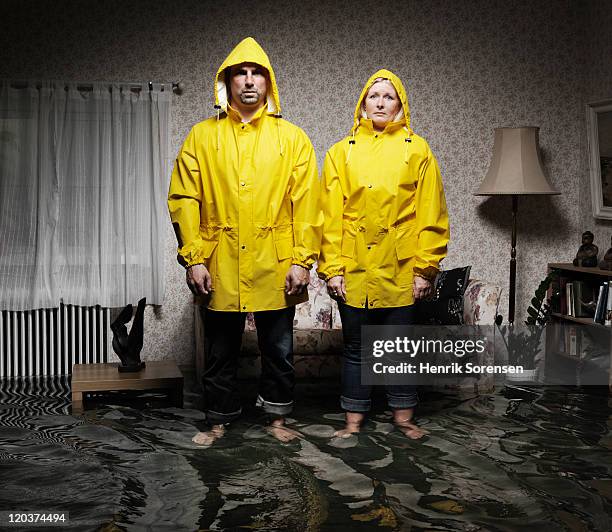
[
  {"xmin": 337, "ymin": 302, "xmax": 418, "ymax": 413},
  {"xmin": 201, "ymin": 306, "xmax": 295, "ymax": 425}
]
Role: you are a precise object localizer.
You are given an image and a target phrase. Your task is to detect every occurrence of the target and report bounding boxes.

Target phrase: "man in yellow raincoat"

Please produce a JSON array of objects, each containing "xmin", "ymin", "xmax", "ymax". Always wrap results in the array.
[
  {"xmin": 319, "ymin": 69, "xmax": 449, "ymax": 439},
  {"xmin": 168, "ymin": 37, "xmax": 321, "ymax": 445}
]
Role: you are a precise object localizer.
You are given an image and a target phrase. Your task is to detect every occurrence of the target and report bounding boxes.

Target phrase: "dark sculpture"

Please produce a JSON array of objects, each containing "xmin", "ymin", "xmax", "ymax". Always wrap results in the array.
[
  {"xmin": 111, "ymin": 297, "xmax": 146, "ymax": 372},
  {"xmin": 573, "ymin": 231, "xmax": 598, "ymax": 267},
  {"xmin": 599, "ymin": 236, "xmax": 612, "ymax": 270}
]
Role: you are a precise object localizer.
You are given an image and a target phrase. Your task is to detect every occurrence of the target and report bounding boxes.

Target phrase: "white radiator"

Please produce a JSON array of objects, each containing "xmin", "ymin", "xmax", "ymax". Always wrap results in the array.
[{"xmin": 0, "ymin": 304, "xmax": 111, "ymax": 378}]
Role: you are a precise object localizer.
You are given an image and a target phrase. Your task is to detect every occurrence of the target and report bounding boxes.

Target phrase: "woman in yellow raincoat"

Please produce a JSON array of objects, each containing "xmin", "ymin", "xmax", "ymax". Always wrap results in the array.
[{"xmin": 318, "ymin": 69, "xmax": 449, "ymax": 439}]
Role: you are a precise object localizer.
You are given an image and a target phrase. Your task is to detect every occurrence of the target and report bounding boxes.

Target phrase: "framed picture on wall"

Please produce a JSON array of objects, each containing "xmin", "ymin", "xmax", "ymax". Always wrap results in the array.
[{"xmin": 587, "ymin": 100, "xmax": 612, "ymax": 219}]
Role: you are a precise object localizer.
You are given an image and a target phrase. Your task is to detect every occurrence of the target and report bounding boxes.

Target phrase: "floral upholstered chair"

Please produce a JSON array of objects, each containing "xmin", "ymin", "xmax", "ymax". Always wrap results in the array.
[{"xmin": 196, "ymin": 267, "xmax": 501, "ymax": 385}]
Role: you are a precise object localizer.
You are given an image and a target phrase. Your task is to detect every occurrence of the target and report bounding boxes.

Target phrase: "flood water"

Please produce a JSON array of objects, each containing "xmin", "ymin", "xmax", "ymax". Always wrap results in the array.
[{"xmin": 0, "ymin": 374, "xmax": 611, "ymax": 531}]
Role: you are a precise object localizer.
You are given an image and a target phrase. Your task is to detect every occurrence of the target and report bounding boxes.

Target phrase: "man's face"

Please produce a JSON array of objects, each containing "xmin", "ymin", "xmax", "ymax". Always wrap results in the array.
[
  {"xmin": 229, "ymin": 63, "xmax": 268, "ymax": 108},
  {"xmin": 363, "ymin": 79, "xmax": 401, "ymax": 130}
]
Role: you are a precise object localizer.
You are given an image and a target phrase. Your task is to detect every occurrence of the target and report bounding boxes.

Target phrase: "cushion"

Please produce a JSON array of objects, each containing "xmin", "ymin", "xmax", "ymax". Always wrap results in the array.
[{"xmin": 415, "ymin": 266, "xmax": 472, "ymax": 325}]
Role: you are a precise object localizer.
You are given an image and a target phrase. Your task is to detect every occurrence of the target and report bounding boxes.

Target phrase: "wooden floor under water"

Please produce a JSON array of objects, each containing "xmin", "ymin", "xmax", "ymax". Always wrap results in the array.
[{"xmin": 0, "ymin": 374, "xmax": 611, "ymax": 531}]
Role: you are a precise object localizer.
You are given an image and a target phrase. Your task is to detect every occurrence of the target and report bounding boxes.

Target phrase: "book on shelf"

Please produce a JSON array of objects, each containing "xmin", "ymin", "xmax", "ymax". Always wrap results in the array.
[
  {"xmin": 594, "ymin": 283, "xmax": 607, "ymax": 324},
  {"xmin": 567, "ymin": 325, "xmax": 580, "ymax": 357},
  {"xmin": 606, "ymin": 280, "xmax": 612, "ymax": 326},
  {"xmin": 573, "ymin": 280, "xmax": 599, "ymax": 318}
]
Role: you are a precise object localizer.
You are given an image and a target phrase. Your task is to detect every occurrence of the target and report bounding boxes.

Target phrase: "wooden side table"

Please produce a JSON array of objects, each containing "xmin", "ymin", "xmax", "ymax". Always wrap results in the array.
[{"xmin": 71, "ymin": 360, "xmax": 184, "ymax": 412}]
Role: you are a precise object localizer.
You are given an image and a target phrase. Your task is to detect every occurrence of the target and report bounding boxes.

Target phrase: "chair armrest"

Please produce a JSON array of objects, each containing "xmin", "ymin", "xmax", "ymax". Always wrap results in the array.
[{"xmin": 463, "ymin": 279, "xmax": 502, "ymax": 325}]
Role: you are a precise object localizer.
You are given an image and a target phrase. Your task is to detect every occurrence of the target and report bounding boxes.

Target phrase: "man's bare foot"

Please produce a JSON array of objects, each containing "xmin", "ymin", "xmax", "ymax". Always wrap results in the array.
[
  {"xmin": 266, "ymin": 418, "xmax": 301, "ymax": 443},
  {"xmin": 333, "ymin": 411, "xmax": 364, "ymax": 439},
  {"xmin": 393, "ymin": 408, "xmax": 428, "ymax": 440},
  {"xmin": 192, "ymin": 424, "xmax": 225, "ymax": 446}
]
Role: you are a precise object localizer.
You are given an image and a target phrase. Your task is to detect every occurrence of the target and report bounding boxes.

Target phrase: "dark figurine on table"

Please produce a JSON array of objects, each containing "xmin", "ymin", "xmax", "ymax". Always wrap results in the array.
[
  {"xmin": 573, "ymin": 231, "xmax": 598, "ymax": 267},
  {"xmin": 599, "ymin": 236, "xmax": 612, "ymax": 270},
  {"xmin": 111, "ymin": 297, "xmax": 146, "ymax": 372}
]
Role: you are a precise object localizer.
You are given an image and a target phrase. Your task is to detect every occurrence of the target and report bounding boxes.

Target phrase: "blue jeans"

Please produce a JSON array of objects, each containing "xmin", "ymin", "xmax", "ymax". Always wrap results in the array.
[
  {"xmin": 201, "ymin": 307, "xmax": 295, "ymax": 425},
  {"xmin": 337, "ymin": 302, "xmax": 418, "ymax": 413}
]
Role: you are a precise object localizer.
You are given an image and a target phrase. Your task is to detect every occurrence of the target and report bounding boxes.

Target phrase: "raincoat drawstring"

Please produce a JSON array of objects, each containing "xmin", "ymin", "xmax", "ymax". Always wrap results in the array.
[
  {"xmin": 346, "ymin": 125, "xmax": 358, "ymax": 164},
  {"xmin": 214, "ymin": 105, "xmax": 221, "ymax": 151},
  {"xmin": 403, "ymin": 126, "xmax": 412, "ymax": 164},
  {"xmin": 274, "ymin": 114, "xmax": 284, "ymax": 156}
]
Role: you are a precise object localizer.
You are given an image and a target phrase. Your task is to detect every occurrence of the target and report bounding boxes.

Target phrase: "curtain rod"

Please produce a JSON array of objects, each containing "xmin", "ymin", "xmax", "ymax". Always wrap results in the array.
[{"xmin": 5, "ymin": 80, "xmax": 185, "ymax": 94}]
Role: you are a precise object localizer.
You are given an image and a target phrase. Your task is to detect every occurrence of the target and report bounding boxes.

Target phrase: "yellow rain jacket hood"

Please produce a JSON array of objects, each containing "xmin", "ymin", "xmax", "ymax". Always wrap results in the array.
[
  {"xmin": 168, "ymin": 37, "xmax": 322, "ymax": 312},
  {"xmin": 318, "ymin": 69, "xmax": 449, "ymax": 308},
  {"xmin": 214, "ymin": 36, "xmax": 281, "ymax": 115}
]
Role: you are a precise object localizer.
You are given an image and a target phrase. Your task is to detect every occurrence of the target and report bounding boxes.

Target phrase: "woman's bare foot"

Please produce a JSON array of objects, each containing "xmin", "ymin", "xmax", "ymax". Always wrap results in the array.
[
  {"xmin": 393, "ymin": 408, "xmax": 428, "ymax": 440},
  {"xmin": 192, "ymin": 424, "xmax": 225, "ymax": 446},
  {"xmin": 333, "ymin": 411, "xmax": 364, "ymax": 439},
  {"xmin": 266, "ymin": 417, "xmax": 301, "ymax": 443}
]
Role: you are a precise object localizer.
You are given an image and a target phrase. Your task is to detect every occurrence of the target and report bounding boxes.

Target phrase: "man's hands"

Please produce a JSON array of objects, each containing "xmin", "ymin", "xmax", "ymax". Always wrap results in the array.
[
  {"xmin": 326, "ymin": 275, "xmax": 346, "ymax": 302},
  {"xmin": 413, "ymin": 276, "xmax": 433, "ymax": 301},
  {"xmin": 285, "ymin": 264, "xmax": 310, "ymax": 296},
  {"xmin": 186, "ymin": 264, "xmax": 212, "ymax": 296}
]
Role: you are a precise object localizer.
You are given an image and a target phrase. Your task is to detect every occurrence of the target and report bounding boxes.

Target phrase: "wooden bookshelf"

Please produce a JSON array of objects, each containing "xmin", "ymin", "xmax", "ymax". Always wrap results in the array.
[
  {"xmin": 550, "ymin": 312, "xmax": 609, "ymax": 328},
  {"xmin": 548, "ymin": 263, "xmax": 612, "ymax": 278},
  {"xmin": 546, "ymin": 263, "xmax": 612, "ymax": 389}
]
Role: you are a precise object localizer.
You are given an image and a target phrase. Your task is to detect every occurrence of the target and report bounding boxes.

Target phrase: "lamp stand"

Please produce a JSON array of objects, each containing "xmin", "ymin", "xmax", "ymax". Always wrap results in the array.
[{"xmin": 509, "ymin": 195, "xmax": 518, "ymax": 325}]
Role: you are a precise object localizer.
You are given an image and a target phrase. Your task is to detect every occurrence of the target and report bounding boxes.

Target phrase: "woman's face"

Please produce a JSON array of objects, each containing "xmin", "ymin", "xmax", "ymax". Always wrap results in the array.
[{"xmin": 363, "ymin": 80, "xmax": 401, "ymax": 131}]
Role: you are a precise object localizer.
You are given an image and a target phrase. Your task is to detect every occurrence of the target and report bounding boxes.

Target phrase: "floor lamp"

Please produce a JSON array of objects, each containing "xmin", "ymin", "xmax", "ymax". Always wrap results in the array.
[{"xmin": 474, "ymin": 127, "xmax": 559, "ymax": 325}]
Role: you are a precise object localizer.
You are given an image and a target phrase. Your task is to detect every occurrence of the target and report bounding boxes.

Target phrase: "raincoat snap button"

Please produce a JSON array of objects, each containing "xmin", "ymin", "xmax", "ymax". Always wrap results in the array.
[
  {"xmin": 368, "ymin": 184, "xmax": 372, "ymax": 188},
  {"xmin": 241, "ymin": 181, "xmax": 246, "ymax": 186},
  {"xmin": 367, "ymin": 245, "xmax": 371, "ymax": 250},
  {"xmin": 242, "ymin": 306, "xmax": 246, "ymax": 310},
  {"xmin": 241, "ymin": 245, "xmax": 246, "ymax": 250},
  {"xmin": 241, "ymin": 125, "xmax": 245, "ymax": 130}
]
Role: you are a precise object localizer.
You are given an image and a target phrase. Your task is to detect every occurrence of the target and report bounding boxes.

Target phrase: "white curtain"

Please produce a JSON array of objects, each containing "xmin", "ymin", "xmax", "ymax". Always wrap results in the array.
[{"xmin": 0, "ymin": 81, "xmax": 172, "ymax": 311}]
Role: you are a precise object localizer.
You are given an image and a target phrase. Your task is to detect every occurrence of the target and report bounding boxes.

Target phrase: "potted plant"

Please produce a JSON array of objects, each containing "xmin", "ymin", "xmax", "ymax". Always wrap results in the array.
[{"xmin": 497, "ymin": 274, "xmax": 553, "ymax": 382}]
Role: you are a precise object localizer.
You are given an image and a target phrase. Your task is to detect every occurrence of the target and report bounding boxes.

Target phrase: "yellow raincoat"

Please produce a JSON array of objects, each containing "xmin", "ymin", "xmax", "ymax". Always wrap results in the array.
[
  {"xmin": 318, "ymin": 69, "xmax": 449, "ymax": 309},
  {"xmin": 168, "ymin": 37, "xmax": 322, "ymax": 312}
]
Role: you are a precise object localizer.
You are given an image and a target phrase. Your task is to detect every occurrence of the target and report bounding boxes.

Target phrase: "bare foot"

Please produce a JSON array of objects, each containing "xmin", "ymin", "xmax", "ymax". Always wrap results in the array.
[
  {"xmin": 192, "ymin": 424, "xmax": 225, "ymax": 446},
  {"xmin": 394, "ymin": 418, "xmax": 428, "ymax": 440},
  {"xmin": 333, "ymin": 422, "xmax": 361, "ymax": 439},
  {"xmin": 333, "ymin": 411, "xmax": 364, "ymax": 439},
  {"xmin": 266, "ymin": 418, "xmax": 301, "ymax": 443},
  {"xmin": 393, "ymin": 408, "xmax": 428, "ymax": 440}
]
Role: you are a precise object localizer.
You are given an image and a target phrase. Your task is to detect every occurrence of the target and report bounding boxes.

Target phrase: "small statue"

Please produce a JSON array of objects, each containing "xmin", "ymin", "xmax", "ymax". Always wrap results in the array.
[
  {"xmin": 573, "ymin": 231, "xmax": 598, "ymax": 267},
  {"xmin": 111, "ymin": 297, "xmax": 146, "ymax": 372},
  {"xmin": 599, "ymin": 236, "xmax": 612, "ymax": 270}
]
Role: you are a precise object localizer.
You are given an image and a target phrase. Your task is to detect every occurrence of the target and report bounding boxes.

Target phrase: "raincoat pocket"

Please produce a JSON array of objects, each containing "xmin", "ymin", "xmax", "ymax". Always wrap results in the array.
[
  {"xmin": 341, "ymin": 235, "xmax": 356, "ymax": 258},
  {"xmin": 273, "ymin": 225, "xmax": 294, "ymax": 261},
  {"xmin": 274, "ymin": 238, "xmax": 293, "ymax": 261},
  {"xmin": 395, "ymin": 234, "xmax": 416, "ymax": 261},
  {"xmin": 200, "ymin": 239, "xmax": 218, "ymax": 259}
]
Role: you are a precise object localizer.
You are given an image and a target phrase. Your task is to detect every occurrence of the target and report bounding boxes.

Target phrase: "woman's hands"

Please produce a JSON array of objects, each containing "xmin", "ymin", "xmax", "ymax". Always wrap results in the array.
[
  {"xmin": 413, "ymin": 276, "xmax": 432, "ymax": 301},
  {"xmin": 327, "ymin": 275, "xmax": 346, "ymax": 302}
]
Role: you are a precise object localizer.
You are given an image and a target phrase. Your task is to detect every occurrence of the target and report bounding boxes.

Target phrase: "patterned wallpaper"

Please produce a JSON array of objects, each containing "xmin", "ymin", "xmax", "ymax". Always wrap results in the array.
[
  {"xmin": 582, "ymin": 0, "xmax": 612, "ymax": 247},
  {"xmin": 0, "ymin": 0, "xmax": 607, "ymax": 364}
]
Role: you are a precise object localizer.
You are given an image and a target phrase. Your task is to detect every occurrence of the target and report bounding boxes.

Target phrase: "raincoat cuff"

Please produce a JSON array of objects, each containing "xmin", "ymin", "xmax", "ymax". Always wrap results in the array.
[
  {"xmin": 178, "ymin": 239, "xmax": 209, "ymax": 269},
  {"xmin": 413, "ymin": 265, "xmax": 439, "ymax": 283},
  {"xmin": 318, "ymin": 267, "xmax": 344, "ymax": 281},
  {"xmin": 292, "ymin": 260, "xmax": 312, "ymax": 270}
]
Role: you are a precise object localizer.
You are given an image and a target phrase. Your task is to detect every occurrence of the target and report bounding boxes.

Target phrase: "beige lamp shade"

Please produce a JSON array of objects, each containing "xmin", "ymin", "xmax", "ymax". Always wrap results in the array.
[{"xmin": 474, "ymin": 127, "xmax": 559, "ymax": 195}]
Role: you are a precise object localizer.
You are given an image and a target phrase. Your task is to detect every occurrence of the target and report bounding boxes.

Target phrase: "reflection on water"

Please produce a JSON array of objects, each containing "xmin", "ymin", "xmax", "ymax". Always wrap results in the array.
[{"xmin": 0, "ymin": 376, "xmax": 611, "ymax": 531}]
